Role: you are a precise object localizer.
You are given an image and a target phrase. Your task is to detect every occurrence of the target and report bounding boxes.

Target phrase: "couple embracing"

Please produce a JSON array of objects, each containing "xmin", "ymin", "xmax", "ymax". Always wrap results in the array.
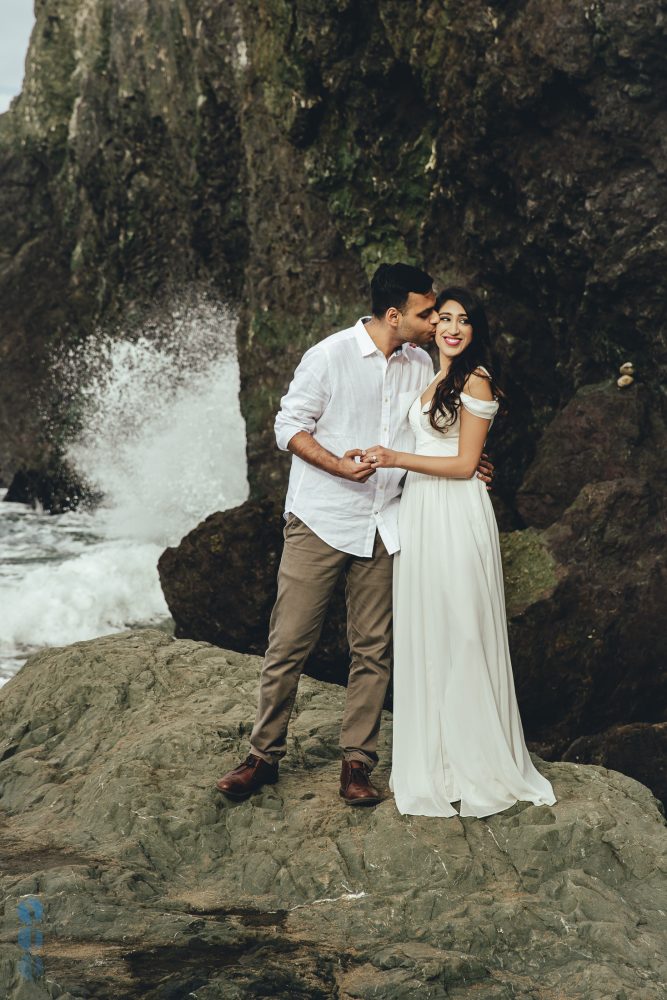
[{"xmin": 217, "ymin": 263, "xmax": 556, "ymax": 818}]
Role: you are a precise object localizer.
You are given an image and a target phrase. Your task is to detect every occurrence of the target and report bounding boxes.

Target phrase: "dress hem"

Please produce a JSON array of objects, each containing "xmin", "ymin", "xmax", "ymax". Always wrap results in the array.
[{"xmin": 393, "ymin": 792, "xmax": 557, "ymax": 820}]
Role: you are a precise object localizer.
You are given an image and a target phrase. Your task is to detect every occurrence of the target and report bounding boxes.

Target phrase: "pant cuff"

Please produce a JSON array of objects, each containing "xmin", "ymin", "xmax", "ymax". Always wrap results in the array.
[
  {"xmin": 342, "ymin": 749, "xmax": 378, "ymax": 771},
  {"xmin": 249, "ymin": 745, "xmax": 282, "ymax": 766}
]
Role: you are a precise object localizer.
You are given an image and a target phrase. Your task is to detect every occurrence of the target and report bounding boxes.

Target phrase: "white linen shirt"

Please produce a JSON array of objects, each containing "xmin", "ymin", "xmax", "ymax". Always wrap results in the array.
[{"xmin": 275, "ymin": 317, "xmax": 434, "ymax": 557}]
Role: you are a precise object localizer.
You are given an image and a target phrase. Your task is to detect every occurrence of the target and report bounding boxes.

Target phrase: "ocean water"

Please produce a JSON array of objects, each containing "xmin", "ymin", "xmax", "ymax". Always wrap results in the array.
[{"xmin": 0, "ymin": 298, "xmax": 248, "ymax": 686}]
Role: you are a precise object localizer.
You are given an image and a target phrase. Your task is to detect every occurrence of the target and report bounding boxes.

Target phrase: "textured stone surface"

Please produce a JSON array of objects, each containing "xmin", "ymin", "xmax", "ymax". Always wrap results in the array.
[
  {"xmin": 0, "ymin": 630, "xmax": 666, "ymax": 999},
  {"xmin": 0, "ymin": 0, "xmax": 247, "ymax": 490}
]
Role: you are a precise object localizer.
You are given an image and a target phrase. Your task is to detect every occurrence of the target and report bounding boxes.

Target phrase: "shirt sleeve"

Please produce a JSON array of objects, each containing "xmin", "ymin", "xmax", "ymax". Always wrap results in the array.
[{"xmin": 274, "ymin": 345, "xmax": 331, "ymax": 451}]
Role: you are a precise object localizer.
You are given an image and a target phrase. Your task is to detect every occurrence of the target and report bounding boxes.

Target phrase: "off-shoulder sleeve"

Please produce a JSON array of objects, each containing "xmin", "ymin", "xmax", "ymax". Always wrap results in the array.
[{"xmin": 459, "ymin": 392, "xmax": 499, "ymax": 420}]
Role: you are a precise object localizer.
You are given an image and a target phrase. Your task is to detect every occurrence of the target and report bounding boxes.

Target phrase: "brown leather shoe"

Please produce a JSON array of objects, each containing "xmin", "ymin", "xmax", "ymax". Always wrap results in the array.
[
  {"xmin": 339, "ymin": 760, "xmax": 381, "ymax": 806},
  {"xmin": 216, "ymin": 754, "xmax": 279, "ymax": 800}
]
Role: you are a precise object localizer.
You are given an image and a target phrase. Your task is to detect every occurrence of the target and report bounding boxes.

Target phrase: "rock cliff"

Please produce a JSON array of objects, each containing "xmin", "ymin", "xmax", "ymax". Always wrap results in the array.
[
  {"xmin": 0, "ymin": 630, "xmax": 666, "ymax": 999},
  {"xmin": 1, "ymin": 0, "xmax": 666, "ymax": 507}
]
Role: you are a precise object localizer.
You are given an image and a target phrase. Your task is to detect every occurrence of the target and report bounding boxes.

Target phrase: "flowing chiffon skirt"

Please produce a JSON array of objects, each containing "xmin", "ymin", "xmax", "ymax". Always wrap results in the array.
[{"xmin": 389, "ymin": 393, "xmax": 556, "ymax": 818}]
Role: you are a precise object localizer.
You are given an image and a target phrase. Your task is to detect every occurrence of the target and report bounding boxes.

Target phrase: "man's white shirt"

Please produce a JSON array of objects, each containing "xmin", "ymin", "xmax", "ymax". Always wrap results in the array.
[{"xmin": 275, "ymin": 317, "xmax": 434, "ymax": 557}]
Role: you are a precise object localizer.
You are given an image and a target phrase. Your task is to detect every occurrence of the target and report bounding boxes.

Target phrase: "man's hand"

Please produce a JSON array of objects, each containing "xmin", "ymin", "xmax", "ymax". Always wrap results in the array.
[
  {"xmin": 477, "ymin": 452, "xmax": 494, "ymax": 490},
  {"xmin": 337, "ymin": 449, "xmax": 376, "ymax": 482},
  {"xmin": 288, "ymin": 433, "xmax": 376, "ymax": 481}
]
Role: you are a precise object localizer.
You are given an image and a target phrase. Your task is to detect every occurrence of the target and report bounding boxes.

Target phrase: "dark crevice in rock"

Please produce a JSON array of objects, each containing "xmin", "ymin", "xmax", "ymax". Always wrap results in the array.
[{"xmin": 183, "ymin": 905, "xmax": 288, "ymax": 927}]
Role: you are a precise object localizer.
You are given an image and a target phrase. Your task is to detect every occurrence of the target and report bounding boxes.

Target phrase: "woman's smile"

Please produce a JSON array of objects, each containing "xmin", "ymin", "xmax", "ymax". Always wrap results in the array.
[{"xmin": 436, "ymin": 299, "xmax": 473, "ymax": 356}]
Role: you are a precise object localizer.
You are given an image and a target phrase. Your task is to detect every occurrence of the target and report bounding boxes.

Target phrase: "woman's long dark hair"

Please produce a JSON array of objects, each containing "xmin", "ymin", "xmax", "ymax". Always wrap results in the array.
[{"xmin": 429, "ymin": 286, "xmax": 505, "ymax": 432}]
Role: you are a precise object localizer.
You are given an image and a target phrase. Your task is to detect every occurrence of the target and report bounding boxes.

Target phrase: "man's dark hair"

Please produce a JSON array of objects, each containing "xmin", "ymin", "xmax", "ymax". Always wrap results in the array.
[{"xmin": 370, "ymin": 262, "xmax": 434, "ymax": 318}]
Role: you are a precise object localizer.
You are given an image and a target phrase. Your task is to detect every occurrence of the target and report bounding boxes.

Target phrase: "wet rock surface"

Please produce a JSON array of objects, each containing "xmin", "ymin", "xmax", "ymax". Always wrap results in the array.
[
  {"xmin": 1, "ymin": 630, "xmax": 665, "ymax": 1000},
  {"xmin": 3, "ymin": 465, "xmax": 97, "ymax": 514}
]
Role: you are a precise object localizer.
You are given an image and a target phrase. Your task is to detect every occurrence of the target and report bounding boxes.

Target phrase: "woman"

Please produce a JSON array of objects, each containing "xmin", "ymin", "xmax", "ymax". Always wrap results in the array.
[{"xmin": 363, "ymin": 287, "xmax": 556, "ymax": 817}]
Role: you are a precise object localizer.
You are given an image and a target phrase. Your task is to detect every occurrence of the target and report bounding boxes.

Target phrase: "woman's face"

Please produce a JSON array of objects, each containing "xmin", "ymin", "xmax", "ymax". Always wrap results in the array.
[{"xmin": 435, "ymin": 300, "xmax": 473, "ymax": 359}]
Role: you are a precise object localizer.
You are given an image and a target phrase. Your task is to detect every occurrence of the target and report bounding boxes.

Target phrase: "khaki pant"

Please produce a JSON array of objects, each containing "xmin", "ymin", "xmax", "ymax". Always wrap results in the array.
[{"xmin": 249, "ymin": 515, "xmax": 393, "ymax": 770}]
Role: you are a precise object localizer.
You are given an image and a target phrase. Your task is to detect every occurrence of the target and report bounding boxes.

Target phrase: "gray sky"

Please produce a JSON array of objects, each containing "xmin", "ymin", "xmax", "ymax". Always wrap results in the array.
[{"xmin": 0, "ymin": 0, "xmax": 35, "ymax": 113}]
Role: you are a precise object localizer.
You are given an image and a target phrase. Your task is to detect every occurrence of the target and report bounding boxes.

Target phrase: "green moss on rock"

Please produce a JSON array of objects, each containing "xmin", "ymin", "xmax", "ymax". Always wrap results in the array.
[{"xmin": 500, "ymin": 528, "xmax": 558, "ymax": 618}]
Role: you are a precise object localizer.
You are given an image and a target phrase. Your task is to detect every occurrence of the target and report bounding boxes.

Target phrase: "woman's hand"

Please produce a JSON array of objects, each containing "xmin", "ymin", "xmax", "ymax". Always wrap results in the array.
[{"xmin": 361, "ymin": 445, "xmax": 399, "ymax": 469}]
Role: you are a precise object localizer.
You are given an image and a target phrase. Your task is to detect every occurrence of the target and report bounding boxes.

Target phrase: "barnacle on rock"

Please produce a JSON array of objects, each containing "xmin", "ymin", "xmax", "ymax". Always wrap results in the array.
[
  {"xmin": 617, "ymin": 374, "xmax": 634, "ymax": 387},
  {"xmin": 619, "ymin": 362, "xmax": 635, "ymax": 375}
]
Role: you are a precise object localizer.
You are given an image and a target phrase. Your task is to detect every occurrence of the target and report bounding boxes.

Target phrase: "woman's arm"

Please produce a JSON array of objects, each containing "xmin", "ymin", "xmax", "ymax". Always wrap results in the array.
[
  {"xmin": 364, "ymin": 373, "xmax": 494, "ymax": 480},
  {"xmin": 364, "ymin": 408, "xmax": 491, "ymax": 478}
]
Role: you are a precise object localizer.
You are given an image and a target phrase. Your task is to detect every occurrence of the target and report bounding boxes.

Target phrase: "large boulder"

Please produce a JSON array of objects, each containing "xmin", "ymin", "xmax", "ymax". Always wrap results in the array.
[
  {"xmin": 0, "ymin": 630, "xmax": 666, "ymax": 999},
  {"xmin": 516, "ymin": 380, "xmax": 653, "ymax": 528},
  {"xmin": 505, "ymin": 476, "xmax": 667, "ymax": 745}
]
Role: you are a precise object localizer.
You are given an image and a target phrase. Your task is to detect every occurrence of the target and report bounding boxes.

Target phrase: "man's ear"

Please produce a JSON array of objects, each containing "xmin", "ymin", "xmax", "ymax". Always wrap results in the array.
[{"xmin": 385, "ymin": 307, "xmax": 400, "ymax": 329}]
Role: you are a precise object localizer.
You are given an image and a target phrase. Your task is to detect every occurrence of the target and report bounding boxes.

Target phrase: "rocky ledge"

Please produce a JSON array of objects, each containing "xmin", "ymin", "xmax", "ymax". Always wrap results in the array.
[{"xmin": 0, "ymin": 630, "xmax": 666, "ymax": 999}]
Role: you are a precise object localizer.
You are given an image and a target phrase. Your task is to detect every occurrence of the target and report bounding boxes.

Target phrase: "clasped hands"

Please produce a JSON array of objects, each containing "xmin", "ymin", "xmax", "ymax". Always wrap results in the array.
[{"xmin": 337, "ymin": 448, "xmax": 495, "ymax": 486}]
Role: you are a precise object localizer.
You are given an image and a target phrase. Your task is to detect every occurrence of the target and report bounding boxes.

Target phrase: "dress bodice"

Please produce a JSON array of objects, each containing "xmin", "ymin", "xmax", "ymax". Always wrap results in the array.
[{"xmin": 408, "ymin": 388, "xmax": 499, "ymax": 457}]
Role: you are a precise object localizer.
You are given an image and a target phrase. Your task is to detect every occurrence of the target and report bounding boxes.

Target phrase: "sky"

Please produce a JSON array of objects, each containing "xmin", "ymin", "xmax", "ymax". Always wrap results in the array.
[{"xmin": 0, "ymin": 0, "xmax": 35, "ymax": 113}]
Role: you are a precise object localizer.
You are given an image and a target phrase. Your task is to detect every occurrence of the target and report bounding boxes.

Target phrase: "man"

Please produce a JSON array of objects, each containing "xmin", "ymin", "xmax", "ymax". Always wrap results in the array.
[{"xmin": 216, "ymin": 263, "xmax": 492, "ymax": 806}]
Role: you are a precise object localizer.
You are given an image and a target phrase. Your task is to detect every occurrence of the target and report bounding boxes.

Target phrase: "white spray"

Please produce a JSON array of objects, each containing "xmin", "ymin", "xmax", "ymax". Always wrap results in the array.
[{"xmin": 0, "ymin": 296, "xmax": 248, "ymax": 681}]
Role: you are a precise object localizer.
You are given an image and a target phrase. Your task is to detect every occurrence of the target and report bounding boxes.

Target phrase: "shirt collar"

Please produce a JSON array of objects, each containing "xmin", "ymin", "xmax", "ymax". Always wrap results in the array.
[
  {"xmin": 354, "ymin": 317, "xmax": 409, "ymax": 359},
  {"xmin": 354, "ymin": 318, "xmax": 378, "ymax": 357}
]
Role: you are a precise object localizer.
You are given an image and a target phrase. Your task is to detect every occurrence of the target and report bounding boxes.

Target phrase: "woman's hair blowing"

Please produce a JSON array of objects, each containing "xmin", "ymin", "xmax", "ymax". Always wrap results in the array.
[{"xmin": 429, "ymin": 286, "xmax": 505, "ymax": 431}]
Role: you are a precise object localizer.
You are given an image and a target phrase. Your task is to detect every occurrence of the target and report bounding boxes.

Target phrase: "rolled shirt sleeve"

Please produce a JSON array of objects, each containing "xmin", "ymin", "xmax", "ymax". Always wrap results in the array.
[{"xmin": 274, "ymin": 345, "xmax": 331, "ymax": 451}]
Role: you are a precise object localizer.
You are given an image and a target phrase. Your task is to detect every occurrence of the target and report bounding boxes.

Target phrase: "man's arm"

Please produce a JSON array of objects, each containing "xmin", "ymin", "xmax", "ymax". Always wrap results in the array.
[
  {"xmin": 275, "ymin": 343, "xmax": 335, "ymax": 452},
  {"xmin": 275, "ymin": 345, "xmax": 375, "ymax": 483},
  {"xmin": 287, "ymin": 431, "xmax": 376, "ymax": 483}
]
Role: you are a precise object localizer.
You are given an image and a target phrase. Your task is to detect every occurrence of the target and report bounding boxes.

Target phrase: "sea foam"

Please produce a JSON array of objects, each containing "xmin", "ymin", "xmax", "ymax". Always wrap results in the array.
[{"xmin": 0, "ymin": 296, "xmax": 248, "ymax": 682}]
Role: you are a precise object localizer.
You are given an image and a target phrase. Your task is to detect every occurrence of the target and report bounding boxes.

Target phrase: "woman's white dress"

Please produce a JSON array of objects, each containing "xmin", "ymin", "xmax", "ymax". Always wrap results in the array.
[{"xmin": 389, "ymin": 388, "xmax": 556, "ymax": 818}]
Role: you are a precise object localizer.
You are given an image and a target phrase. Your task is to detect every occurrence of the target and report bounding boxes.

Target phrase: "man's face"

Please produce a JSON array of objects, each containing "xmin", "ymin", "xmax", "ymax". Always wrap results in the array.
[{"xmin": 395, "ymin": 291, "xmax": 438, "ymax": 346}]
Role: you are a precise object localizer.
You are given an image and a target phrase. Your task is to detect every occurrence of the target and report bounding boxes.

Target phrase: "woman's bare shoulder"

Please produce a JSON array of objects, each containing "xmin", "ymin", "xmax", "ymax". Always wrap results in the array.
[{"xmin": 463, "ymin": 369, "xmax": 494, "ymax": 401}]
